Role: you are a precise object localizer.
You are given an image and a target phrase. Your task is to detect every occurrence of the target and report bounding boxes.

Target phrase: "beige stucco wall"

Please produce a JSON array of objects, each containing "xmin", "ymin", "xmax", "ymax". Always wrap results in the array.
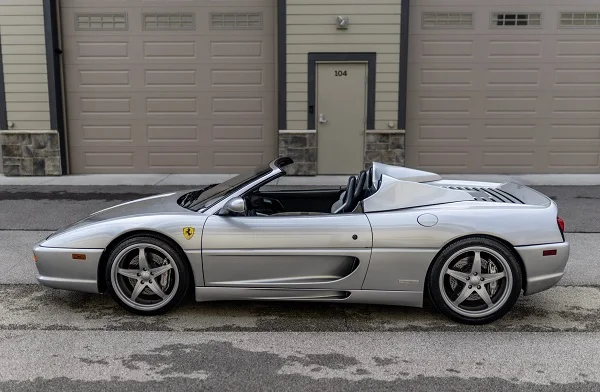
[
  {"xmin": 0, "ymin": 0, "xmax": 50, "ymax": 130},
  {"xmin": 285, "ymin": 0, "xmax": 401, "ymax": 131}
]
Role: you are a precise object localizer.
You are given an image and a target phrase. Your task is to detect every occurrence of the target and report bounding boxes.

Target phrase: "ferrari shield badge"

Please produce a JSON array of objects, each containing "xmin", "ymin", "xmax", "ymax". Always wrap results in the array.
[{"xmin": 183, "ymin": 227, "xmax": 195, "ymax": 240}]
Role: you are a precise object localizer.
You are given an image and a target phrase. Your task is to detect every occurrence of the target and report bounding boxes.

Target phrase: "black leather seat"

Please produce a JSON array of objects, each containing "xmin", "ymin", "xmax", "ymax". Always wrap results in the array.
[
  {"xmin": 331, "ymin": 176, "xmax": 356, "ymax": 214},
  {"xmin": 345, "ymin": 170, "xmax": 367, "ymax": 212}
]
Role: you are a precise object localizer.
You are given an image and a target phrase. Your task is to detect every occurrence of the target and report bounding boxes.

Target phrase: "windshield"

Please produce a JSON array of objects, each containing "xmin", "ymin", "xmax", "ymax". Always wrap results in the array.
[{"xmin": 178, "ymin": 165, "xmax": 273, "ymax": 212}]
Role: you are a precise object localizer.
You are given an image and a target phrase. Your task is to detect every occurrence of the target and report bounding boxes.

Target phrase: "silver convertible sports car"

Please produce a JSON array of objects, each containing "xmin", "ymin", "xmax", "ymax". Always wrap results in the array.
[{"xmin": 33, "ymin": 157, "xmax": 569, "ymax": 324}]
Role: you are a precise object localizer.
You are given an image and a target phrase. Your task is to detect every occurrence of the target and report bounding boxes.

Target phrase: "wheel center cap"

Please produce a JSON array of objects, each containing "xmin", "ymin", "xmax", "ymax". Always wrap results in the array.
[
  {"xmin": 470, "ymin": 275, "xmax": 481, "ymax": 285},
  {"xmin": 140, "ymin": 271, "xmax": 151, "ymax": 281}
]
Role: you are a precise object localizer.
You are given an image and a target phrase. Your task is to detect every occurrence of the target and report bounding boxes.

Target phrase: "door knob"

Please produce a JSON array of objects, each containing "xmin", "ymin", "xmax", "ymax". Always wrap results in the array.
[{"xmin": 318, "ymin": 113, "xmax": 328, "ymax": 124}]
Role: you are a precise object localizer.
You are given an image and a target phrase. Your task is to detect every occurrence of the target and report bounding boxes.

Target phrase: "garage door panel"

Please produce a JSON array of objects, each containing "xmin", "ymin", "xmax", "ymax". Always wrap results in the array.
[
  {"xmin": 413, "ymin": 146, "xmax": 545, "ymax": 174},
  {"xmin": 550, "ymin": 122, "xmax": 600, "ymax": 146},
  {"xmin": 407, "ymin": 2, "xmax": 600, "ymax": 173},
  {"xmin": 485, "ymin": 94, "xmax": 541, "ymax": 118},
  {"xmin": 406, "ymin": 120, "xmax": 473, "ymax": 147},
  {"xmin": 68, "ymin": 117, "xmax": 273, "ymax": 148},
  {"xmin": 556, "ymin": 38, "xmax": 600, "ymax": 60},
  {"xmin": 552, "ymin": 92, "xmax": 600, "ymax": 118},
  {"xmin": 413, "ymin": 148, "xmax": 472, "ymax": 172},
  {"xmin": 66, "ymin": 92, "xmax": 143, "ymax": 119},
  {"xmin": 67, "ymin": 91, "xmax": 275, "ymax": 121},
  {"xmin": 409, "ymin": 36, "xmax": 476, "ymax": 62},
  {"xmin": 553, "ymin": 65, "xmax": 600, "ymax": 89},
  {"xmin": 548, "ymin": 151, "xmax": 600, "ymax": 170},
  {"xmin": 406, "ymin": 119, "xmax": 545, "ymax": 148},
  {"xmin": 64, "ymin": 36, "xmax": 273, "ymax": 65},
  {"xmin": 70, "ymin": 144, "xmax": 275, "ymax": 174},
  {"xmin": 408, "ymin": 63, "xmax": 478, "ymax": 91},
  {"xmin": 65, "ymin": 63, "xmax": 274, "ymax": 93}
]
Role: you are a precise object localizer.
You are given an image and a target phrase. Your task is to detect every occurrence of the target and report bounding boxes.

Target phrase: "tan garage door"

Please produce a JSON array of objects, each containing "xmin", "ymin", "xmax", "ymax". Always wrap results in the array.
[
  {"xmin": 61, "ymin": 0, "xmax": 276, "ymax": 174},
  {"xmin": 406, "ymin": 2, "xmax": 600, "ymax": 174}
]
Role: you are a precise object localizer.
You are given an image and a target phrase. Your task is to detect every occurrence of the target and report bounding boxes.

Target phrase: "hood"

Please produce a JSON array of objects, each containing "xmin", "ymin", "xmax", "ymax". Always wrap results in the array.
[
  {"xmin": 87, "ymin": 191, "xmax": 189, "ymax": 222},
  {"xmin": 47, "ymin": 191, "xmax": 191, "ymax": 240}
]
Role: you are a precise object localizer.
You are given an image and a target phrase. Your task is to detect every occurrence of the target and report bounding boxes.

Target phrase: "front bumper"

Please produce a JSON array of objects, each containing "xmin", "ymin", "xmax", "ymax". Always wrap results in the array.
[
  {"xmin": 515, "ymin": 241, "xmax": 570, "ymax": 296},
  {"xmin": 33, "ymin": 245, "xmax": 103, "ymax": 294}
]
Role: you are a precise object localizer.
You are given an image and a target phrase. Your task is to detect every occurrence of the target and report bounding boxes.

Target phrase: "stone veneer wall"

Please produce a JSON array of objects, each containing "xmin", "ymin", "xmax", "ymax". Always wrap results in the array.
[
  {"xmin": 278, "ymin": 130, "xmax": 405, "ymax": 175},
  {"xmin": 278, "ymin": 131, "xmax": 317, "ymax": 175},
  {"xmin": 364, "ymin": 131, "xmax": 405, "ymax": 170},
  {"xmin": 1, "ymin": 131, "xmax": 62, "ymax": 176}
]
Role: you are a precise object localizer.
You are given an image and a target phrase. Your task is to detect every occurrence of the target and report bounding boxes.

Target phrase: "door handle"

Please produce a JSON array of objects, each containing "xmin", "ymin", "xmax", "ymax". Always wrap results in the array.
[{"xmin": 318, "ymin": 113, "xmax": 328, "ymax": 124}]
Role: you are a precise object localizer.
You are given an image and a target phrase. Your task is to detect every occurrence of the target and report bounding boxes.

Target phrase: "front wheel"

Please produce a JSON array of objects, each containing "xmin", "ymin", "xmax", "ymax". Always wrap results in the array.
[
  {"xmin": 106, "ymin": 236, "xmax": 190, "ymax": 315},
  {"xmin": 428, "ymin": 237, "xmax": 522, "ymax": 325}
]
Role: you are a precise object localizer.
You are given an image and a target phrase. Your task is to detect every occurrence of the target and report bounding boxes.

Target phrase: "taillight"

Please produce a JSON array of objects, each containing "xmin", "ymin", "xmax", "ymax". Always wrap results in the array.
[{"xmin": 557, "ymin": 217, "xmax": 565, "ymax": 234}]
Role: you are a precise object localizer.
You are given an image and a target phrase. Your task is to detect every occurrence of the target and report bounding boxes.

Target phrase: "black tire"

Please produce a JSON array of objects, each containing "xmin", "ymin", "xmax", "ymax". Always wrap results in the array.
[
  {"xmin": 105, "ymin": 235, "xmax": 190, "ymax": 316},
  {"xmin": 428, "ymin": 237, "xmax": 522, "ymax": 325}
]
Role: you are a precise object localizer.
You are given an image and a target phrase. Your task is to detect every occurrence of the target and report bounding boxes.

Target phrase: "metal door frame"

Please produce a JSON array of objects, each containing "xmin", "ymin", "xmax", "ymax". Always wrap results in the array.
[{"xmin": 306, "ymin": 52, "xmax": 376, "ymax": 131}]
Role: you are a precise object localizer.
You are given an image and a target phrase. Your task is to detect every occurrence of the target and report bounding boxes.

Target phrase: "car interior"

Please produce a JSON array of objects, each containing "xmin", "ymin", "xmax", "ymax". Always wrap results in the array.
[{"xmin": 242, "ymin": 166, "xmax": 379, "ymax": 216}]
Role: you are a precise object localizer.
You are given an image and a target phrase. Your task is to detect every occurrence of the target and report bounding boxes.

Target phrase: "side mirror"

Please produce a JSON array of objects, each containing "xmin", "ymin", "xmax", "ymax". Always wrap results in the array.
[{"xmin": 222, "ymin": 197, "xmax": 246, "ymax": 215}]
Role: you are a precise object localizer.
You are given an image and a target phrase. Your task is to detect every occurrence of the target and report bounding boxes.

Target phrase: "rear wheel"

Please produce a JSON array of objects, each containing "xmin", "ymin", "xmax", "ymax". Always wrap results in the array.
[
  {"xmin": 428, "ymin": 237, "xmax": 522, "ymax": 324},
  {"xmin": 106, "ymin": 236, "xmax": 189, "ymax": 315}
]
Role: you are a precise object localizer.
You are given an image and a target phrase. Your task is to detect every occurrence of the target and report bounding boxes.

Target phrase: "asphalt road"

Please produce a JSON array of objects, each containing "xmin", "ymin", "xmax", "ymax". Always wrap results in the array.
[{"xmin": 0, "ymin": 185, "xmax": 599, "ymax": 391}]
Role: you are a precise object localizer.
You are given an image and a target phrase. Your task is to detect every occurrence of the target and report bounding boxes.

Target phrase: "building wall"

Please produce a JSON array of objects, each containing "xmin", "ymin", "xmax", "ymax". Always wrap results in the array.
[
  {"xmin": 0, "ymin": 0, "xmax": 50, "ymax": 131},
  {"xmin": 285, "ymin": 0, "xmax": 401, "ymax": 131}
]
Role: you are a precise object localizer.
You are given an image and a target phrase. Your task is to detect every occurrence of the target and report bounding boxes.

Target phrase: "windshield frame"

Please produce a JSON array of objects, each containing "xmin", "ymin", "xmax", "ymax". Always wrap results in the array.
[
  {"xmin": 183, "ymin": 166, "xmax": 271, "ymax": 212},
  {"xmin": 181, "ymin": 157, "xmax": 293, "ymax": 213}
]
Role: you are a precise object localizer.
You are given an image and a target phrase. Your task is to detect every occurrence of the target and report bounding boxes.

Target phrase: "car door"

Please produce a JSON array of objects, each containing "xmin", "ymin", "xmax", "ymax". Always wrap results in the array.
[{"xmin": 201, "ymin": 213, "xmax": 373, "ymax": 290}]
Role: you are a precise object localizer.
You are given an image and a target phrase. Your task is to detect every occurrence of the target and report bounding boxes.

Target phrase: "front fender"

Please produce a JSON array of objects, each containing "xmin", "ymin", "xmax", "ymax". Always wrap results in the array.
[{"xmin": 40, "ymin": 214, "xmax": 208, "ymax": 251}]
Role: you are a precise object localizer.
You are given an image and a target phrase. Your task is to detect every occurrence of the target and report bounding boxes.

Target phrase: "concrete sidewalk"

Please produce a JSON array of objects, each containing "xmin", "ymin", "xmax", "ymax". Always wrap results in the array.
[{"xmin": 3, "ymin": 173, "xmax": 600, "ymax": 186}]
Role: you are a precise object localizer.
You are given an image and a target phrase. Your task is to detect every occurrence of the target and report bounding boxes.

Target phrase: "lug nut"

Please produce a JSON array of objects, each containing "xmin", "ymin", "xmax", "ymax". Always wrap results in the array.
[
  {"xmin": 477, "ymin": 285, "xmax": 481, "ymax": 289},
  {"xmin": 474, "ymin": 272, "xmax": 478, "ymax": 276},
  {"xmin": 467, "ymin": 277, "xmax": 470, "ymax": 281},
  {"xmin": 150, "ymin": 272, "xmax": 154, "ymax": 276},
  {"xmin": 481, "ymin": 278, "xmax": 485, "ymax": 281},
  {"xmin": 149, "ymin": 280, "xmax": 153, "ymax": 284},
  {"xmin": 468, "ymin": 285, "xmax": 472, "ymax": 289},
  {"xmin": 137, "ymin": 273, "xmax": 140, "ymax": 277}
]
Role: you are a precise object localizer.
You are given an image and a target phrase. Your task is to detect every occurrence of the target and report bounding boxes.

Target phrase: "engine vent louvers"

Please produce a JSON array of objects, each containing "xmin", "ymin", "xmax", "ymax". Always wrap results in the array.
[{"xmin": 443, "ymin": 186, "xmax": 524, "ymax": 204}]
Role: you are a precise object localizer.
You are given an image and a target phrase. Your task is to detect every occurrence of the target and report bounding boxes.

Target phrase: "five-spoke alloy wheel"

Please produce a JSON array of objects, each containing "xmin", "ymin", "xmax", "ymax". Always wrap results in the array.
[
  {"xmin": 106, "ymin": 236, "xmax": 190, "ymax": 315},
  {"xmin": 429, "ymin": 237, "xmax": 522, "ymax": 324}
]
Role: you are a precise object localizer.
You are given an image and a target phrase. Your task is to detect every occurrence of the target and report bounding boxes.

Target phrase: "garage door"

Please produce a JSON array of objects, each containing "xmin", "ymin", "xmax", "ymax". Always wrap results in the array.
[
  {"xmin": 61, "ymin": 0, "xmax": 276, "ymax": 174},
  {"xmin": 406, "ymin": 2, "xmax": 600, "ymax": 173}
]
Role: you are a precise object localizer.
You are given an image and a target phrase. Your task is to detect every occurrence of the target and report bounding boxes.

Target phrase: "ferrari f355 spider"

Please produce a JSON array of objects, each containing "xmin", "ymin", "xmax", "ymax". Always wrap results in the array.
[{"xmin": 33, "ymin": 157, "xmax": 569, "ymax": 324}]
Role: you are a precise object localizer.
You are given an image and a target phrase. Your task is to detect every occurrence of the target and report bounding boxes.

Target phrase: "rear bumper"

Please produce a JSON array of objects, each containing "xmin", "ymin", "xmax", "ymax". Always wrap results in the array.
[
  {"xmin": 33, "ymin": 245, "xmax": 102, "ymax": 294},
  {"xmin": 515, "ymin": 242, "xmax": 570, "ymax": 296}
]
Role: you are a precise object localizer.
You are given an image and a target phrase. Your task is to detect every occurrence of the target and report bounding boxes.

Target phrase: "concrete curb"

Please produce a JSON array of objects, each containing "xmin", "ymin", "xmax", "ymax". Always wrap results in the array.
[{"xmin": 2, "ymin": 173, "xmax": 600, "ymax": 186}]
